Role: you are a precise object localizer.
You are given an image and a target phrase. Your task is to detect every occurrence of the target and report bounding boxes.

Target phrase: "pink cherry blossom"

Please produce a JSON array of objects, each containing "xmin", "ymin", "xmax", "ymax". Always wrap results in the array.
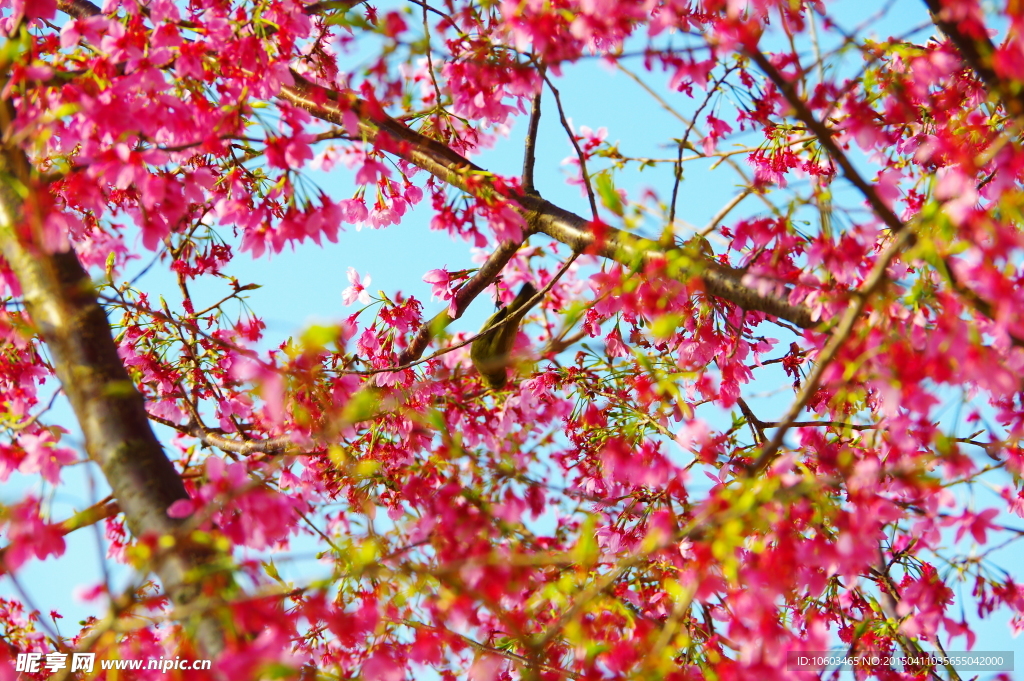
[{"xmin": 342, "ymin": 267, "xmax": 372, "ymax": 306}]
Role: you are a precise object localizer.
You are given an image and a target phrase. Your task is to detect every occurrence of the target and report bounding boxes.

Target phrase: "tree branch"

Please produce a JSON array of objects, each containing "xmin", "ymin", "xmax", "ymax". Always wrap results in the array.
[
  {"xmin": 521, "ymin": 86, "xmax": 543, "ymax": 197},
  {"xmin": 53, "ymin": 0, "xmax": 821, "ymax": 330},
  {"xmin": 746, "ymin": 228, "xmax": 915, "ymax": 474},
  {"xmin": 278, "ymin": 72, "xmax": 818, "ymax": 329},
  {"xmin": 922, "ymin": 0, "xmax": 1024, "ymax": 120},
  {"xmin": 0, "ymin": 96, "xmax": 226, "ymax": 656}
]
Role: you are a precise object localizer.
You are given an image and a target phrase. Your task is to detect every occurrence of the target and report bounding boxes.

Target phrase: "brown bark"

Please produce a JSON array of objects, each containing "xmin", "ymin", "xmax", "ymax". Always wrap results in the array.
[
  {"xmin": 279, "ymin": 73, "xmax": 818, "ymax": 330},
  {"xmin": 923, "ymin": 0, "xmax": 1024, "ymax": 120},
  {"xmin": 55, "ymin": 0, "xmax": 818, "ymax": 329},
  {"xmin": 0, "ymin": 101, "xmax": 225, "ymax": 655}
]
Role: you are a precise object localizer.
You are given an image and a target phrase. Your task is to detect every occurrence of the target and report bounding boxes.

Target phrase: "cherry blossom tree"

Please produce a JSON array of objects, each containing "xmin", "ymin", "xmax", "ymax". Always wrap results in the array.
[{"xmin": 1, "ymin": 0, "xmax": 1023, "ymax": 678}]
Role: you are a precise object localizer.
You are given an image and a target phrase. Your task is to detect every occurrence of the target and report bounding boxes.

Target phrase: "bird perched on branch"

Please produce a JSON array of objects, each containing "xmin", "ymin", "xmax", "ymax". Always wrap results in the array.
[{"xmin": 471, "ymin": 282, "xmax": 538, "ymax": 389}]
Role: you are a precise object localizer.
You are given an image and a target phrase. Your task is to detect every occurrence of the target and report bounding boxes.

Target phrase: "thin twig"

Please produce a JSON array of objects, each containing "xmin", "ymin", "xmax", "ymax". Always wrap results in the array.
[
  {"xmin": 669, "ymin": 66, "xmax": 736, "ymax": 227},
  {"xmin": 700, "ymin": 188, "xmax": 753, "ymax": 236},
  {"xmin": 541, "ymin": 72, "xmax": 598, "ymax": 219},
  {"xmin": 615, "ymin": 62, "xmax": 779, "ymax": 217},
  {"xmin": 746, "ymin": 48, "xmax": 906, "ymax": 234},
  {"xmin": 419, "ymin": 0, "xmax": 445, "ymax": 110}
]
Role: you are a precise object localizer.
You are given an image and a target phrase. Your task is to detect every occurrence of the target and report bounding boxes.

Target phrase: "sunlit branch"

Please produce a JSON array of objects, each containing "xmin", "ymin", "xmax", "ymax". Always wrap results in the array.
[
  {"xmin": 281, "ymin": 78, "xmax": 818, "ymax": 329},
  {"xmin": 700, "ymin": 188, "xmax": 753, "ymax": 236},
  {"xmin": 53, "ymin": 0, "xmax": 822, "ymax": 331}
]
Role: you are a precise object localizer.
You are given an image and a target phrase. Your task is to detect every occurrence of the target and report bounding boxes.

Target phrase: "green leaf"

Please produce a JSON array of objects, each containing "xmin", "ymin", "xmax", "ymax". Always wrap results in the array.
[
  {"xmin": 301, "ymin": 324, "xmax": 339, "ymax": 351},
  {"xmin": 595, "ymin": 173, "xmax": 624, "ymax": 216},
  {"xmin": 572, "ymin": 515, "xmax": 599, "ymax": 567},
  {"xmin": 342, "ymin": 388, "xmax": 382, "ymax": 424}
]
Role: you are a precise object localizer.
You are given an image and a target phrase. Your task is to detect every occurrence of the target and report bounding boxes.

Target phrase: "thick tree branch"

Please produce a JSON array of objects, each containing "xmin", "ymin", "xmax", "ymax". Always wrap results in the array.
[
  {"xmin": 922, "ymin": 0, "xmax": 1024, "ymax": 120},
  {"xmin": 279, "ymin": 73, "xmax": 818, "ymax": 329},
  {"xmin": 53, "ymin": 0, "xmax": 820, "ymax": 330},
  {"xmin": 0, "ymin": 101, "xmax": 225, "ymax": 656},
  {"xmin": 54, "ymin": 0, "xmax": 99, "ymax": 17},
  {"xmin": 521, "ymin": 88, "xmax": 543, "ymax": 197}
]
